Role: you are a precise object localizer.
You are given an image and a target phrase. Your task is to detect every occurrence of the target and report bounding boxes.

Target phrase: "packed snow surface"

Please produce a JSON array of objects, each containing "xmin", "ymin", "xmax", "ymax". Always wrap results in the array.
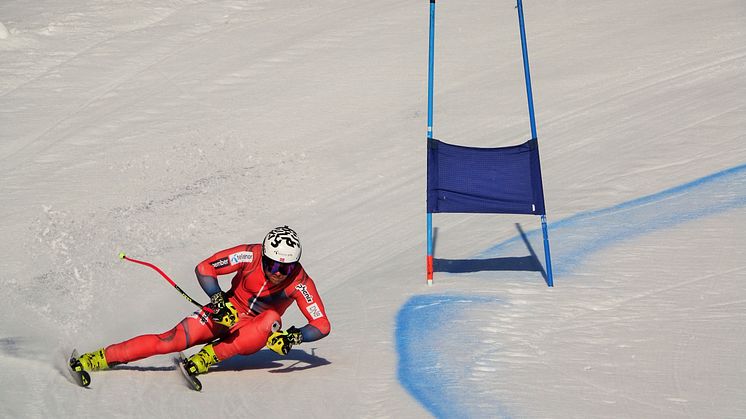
[{"xmin": 1, "ymin": 0, "xmax": 744, "ymax": 418}]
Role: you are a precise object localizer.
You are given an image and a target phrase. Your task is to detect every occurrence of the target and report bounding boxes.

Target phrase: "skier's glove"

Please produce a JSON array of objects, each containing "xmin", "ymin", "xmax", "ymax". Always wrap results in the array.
[
  {"xmin": 266, "ymin": 326, "xmax": 303, "ymax": 355},
  {"xmin": 207, "ymin": 292, "xmax": 238, "ymax": 327}
]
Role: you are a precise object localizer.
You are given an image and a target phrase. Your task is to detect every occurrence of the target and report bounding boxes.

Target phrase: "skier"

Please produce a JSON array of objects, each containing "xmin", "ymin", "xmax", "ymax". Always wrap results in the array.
[{"xmin": 70, "ymin": 226, "xmax": 330, "ymax": 378}]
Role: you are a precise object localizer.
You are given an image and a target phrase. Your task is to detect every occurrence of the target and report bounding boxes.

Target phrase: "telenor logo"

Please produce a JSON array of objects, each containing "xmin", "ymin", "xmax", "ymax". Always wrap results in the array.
[{"xmin": 229, "ymin": 251, "xmax": 253, "ymax": 265}]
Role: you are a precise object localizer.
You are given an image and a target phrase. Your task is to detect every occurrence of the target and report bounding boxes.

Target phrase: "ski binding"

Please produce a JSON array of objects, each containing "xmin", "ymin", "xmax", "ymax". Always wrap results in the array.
[
  {"xmin": 175, "ymin": 352, "xmax": 202, "ymax": 391},
  {"xmin": 67, "ymin": 349, "xmax": 91, "ymax": 388}
]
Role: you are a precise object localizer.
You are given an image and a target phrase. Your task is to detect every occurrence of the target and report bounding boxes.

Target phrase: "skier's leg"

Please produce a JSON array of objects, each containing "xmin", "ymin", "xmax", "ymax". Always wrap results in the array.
[
  {"xmin": 104, "ymin": 312, "xmax": 224, "ymax": 366},
  {"xmin": 212, "ymin": 310, "xmax": 281, "ymax": 360}
]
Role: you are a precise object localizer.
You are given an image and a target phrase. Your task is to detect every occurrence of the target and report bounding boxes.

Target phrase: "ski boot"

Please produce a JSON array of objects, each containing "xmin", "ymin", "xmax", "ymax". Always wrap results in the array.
[
  {"xmin": 184, "ymin": 344, "xmax": 219, "ymax": 376},
  {"xmin": 70, "ymin": 348, "xmax": 109, "ymax": 372}
]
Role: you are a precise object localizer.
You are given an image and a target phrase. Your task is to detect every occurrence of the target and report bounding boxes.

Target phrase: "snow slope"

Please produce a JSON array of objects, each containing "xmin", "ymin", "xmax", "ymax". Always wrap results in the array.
[{"xmin": 1, "ymin": 0, "xmax": 744, "ymax": 417}]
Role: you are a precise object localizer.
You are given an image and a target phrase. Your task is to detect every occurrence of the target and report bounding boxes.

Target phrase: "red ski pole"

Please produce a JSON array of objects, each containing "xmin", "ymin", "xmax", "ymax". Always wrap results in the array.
[{"xmin": 119, "ymin": 252, "xmax": 214, "ymax": 314}]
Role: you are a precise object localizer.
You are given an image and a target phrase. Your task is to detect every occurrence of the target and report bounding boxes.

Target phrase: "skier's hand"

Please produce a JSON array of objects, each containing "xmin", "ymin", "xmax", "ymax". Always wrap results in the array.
[
  {"xmin": 207, "ymin": 292, "xmax": 238, "ymax": 327},
  {"xmin": 266, "ymin": 326, "xmax": 302, "ymax": 355}
]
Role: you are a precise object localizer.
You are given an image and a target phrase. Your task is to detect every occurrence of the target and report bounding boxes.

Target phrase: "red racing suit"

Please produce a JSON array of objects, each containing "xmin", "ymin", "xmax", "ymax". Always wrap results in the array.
[{"xmin": 104, "ymin": 244, "xmax": 330, "ymax": 365}]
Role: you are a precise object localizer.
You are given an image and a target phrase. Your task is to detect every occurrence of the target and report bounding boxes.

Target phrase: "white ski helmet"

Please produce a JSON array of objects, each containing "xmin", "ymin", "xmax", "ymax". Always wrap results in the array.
[{"xmin": 262, "ymin": 226, "xmax": 302, "ymax": 263}]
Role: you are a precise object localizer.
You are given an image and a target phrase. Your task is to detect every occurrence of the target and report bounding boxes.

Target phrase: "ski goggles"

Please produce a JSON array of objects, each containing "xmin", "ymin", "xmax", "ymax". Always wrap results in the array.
[{"xmin": 262, "ymin": 255, "xmax": 297, "ymax": 276}]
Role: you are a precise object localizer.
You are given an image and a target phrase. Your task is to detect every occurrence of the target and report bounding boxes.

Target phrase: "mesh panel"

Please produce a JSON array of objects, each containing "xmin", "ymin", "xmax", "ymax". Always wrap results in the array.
[{"xmin": 427, "ymin": 137, "xmax": 546, "ymax": 215}]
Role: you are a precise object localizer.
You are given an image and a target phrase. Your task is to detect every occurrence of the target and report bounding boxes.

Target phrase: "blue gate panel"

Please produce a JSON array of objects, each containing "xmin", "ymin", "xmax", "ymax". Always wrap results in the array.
[{"xmin": 427, "ymin": 137, "xmax": 546, "ymax": 215}]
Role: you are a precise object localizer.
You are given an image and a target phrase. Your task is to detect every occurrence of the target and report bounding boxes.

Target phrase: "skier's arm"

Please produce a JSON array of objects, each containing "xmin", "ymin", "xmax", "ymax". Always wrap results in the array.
[
  {"xmin": 195, "ymin": 266, "xmax": 221, "ymax": 296},
  {"xmin": 195, "ymin": 245, "xmax": 250, "ymax": 297},
  {"xmin": 266, "ymin": 276, "xmax": 330, "ymax": 355},
  {"xmin": 291, "ymin": 278, "xmax": 331, "ymax": 343}
]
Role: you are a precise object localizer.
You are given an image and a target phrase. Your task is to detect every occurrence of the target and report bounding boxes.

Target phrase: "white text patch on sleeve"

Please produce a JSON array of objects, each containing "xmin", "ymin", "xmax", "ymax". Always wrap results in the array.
[{"xmin": 306, "ymin": 303, "xmax": 324, "ymax": 320}]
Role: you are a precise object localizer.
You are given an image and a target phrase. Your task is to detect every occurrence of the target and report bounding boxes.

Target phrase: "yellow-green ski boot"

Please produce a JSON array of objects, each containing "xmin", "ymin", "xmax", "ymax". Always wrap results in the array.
[
  {"xmin": 71, "ymin": 348, "xmax": 109, "ymax": 372},
  {"xmin": 185, "ymin": 344, "xmax": 219, "ymax": 376}
]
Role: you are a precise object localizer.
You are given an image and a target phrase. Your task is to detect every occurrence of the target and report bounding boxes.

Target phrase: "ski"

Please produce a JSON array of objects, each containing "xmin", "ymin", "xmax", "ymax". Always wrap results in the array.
[
  {"xmin": 175, "ymin": 352, "xmax": 202, "ymax": 391},
  {"xmin": 67, "ymin": 349, "xmax": 91, "ymax": 388}
]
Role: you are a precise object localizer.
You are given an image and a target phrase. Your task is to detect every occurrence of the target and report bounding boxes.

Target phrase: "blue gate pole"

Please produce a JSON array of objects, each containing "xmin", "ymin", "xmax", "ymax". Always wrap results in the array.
[
  {"xmin": 517, "ymin": 0, "xmax": 554, "ymax": 286},
  {"xmin": 426, "ymin": 0, "xmax": 436, "ymax": 286}
]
